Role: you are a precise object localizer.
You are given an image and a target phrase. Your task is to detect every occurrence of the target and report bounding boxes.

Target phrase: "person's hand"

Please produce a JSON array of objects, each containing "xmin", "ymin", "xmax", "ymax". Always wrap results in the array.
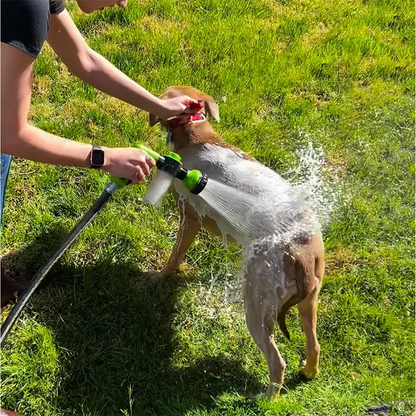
[
  {"xmin": 102, "ymin": 147, "xmax": 156, "ymax": 184},
  {"xmin": 155, "ymin": 95, "xmax": 199, "ymax": 120},
  {"xmin": 116, "ymin": 0, "xmax": 128, "ymax": 7}
]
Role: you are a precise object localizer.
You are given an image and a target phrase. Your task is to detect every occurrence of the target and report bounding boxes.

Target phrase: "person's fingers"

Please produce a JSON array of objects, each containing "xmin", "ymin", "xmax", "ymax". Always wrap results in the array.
[
  {"xmin": 130, "ymin": 174, "xmax": 142, "ymax": 184},
  {"xmin": 129, "ymin": 167, "xmax": 144, "ymax": 184},
  {"xmin": 140, "ymin": 160, "xmax": 150, "ymax": 176},
  {"xmin": 135, "ymin": 167, "xmax": 146, "ymax": 183},
  {"xmin": 181, "ymin": 99, "xmax": 203, "ymax": 114},
  {"xmin": 146, "ymin": 156, "xmax": 156, "ymax": 168},
  {"xmin": 182, "ymin": 97, "xmax": 198, "ymax": 105},
  {"xmin": 179, "ymin": 96, "xmax": 197, "ymax": 111},
  {"xmin": 129, "ymin": 173, "xmax": 139, "ymax": 184}
]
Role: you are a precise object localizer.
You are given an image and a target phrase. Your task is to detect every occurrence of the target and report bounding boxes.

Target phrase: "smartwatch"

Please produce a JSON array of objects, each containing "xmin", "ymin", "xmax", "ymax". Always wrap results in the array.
[{"xmin": 90, "ymin": 145, "xmax": 105, "ymax": 168}]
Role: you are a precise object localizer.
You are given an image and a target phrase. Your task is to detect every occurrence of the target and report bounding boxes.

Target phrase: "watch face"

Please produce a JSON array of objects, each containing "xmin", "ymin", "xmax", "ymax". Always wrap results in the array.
[{"xmin": 92, "ymin": 149, "xmax": 105, "ymax": 166}]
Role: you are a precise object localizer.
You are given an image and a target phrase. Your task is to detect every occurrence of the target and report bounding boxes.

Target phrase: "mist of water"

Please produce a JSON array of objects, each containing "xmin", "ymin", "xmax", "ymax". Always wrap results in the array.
[
  {"xmin": 198, "ymin": 179, "xmax": 316, "ymax": 246},
  {"xmin": 193, "ymin": 141, "xmax": 341, "ymax": 307},
  {"xmin": 286, "ymin": 141, "xmax": 341, "ymax": 229}
]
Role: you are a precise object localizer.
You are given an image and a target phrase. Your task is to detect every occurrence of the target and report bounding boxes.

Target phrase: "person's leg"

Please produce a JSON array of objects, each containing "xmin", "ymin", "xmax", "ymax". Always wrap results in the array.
[
  {"xmin": 1, "ymin": 155, "xmax": 27, "ymax": 416},
  {"xmin": 1, "ymin": 154, "xmax": 28, "ymax": 307},
  {"xmin": 0, "ymin": 153, "xmax": 12, "ymax": 224}
]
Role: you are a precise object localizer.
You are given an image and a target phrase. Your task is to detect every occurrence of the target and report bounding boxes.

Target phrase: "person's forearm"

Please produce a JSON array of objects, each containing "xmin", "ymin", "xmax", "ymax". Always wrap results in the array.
[
  {"xmin": 73, "ymin": 48, "xmax": 163, "ymax": 114},
  {"xmin": 2, "ymin": 124, "xmax": 93, "ymax": 167}
]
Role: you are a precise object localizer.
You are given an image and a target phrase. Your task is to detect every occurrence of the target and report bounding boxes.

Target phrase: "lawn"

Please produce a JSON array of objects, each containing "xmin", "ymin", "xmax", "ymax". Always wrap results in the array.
[{"xmin": 1, "ymin": 0, "xmax": 415, "ymax": 415}]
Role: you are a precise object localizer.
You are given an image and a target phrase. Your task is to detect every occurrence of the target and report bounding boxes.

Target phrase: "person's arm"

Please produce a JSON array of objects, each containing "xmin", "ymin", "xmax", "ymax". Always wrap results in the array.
[
  {"xmin": 77, "ymin": 0, "xmax": 128, "ymax": 15},
  {"xmin": 1, "ymin": 43, "xmax": 92, "ymax": 166},
  {"xmin": 47, "ymin": 10, "xmax": 194, "ymax": 119},
  {"xmin": 1, "ymin": 43, "xmax": 154, "ymax": 183}
]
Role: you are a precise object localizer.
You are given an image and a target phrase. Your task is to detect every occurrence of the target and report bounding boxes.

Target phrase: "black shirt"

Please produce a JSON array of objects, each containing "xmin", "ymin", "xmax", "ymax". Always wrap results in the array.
[{"xmin": 1, "ymin": 0, "xmax": 66, "ymax": 59}]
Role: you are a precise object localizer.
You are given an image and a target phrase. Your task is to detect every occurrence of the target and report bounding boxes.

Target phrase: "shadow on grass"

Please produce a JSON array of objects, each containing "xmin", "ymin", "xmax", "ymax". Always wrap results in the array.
[
  {"xmin": 2, "ymin": 226, "xmax": 264, "ymax": 416},
  {"xmin": 281, "ymin": 372, "xmax": 311, "ymax": 393}
]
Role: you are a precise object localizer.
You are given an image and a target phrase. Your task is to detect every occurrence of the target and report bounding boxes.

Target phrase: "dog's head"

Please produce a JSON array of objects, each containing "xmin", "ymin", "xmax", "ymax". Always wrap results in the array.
[{"xmin": 149, "ymin": 86, "xmax": 220, "ymax": 127}]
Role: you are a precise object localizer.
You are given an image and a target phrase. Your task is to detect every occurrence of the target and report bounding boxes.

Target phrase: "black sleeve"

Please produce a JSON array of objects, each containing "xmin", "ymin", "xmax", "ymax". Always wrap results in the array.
[
  {"xmin": 1, "ymin": 0, "xmax": 65, "ymax": 60},
  {"xmin": 50, "ymin": 1, "xmax": 66, "ymax": 15}
]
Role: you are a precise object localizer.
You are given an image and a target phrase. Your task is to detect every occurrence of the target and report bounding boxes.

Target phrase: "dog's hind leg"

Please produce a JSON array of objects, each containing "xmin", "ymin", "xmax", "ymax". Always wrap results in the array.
[
  {"xmin": 297, "ymin": 286, "xmax": 321, "ymax": 379},
  {"xmin": 158, "ymin": 202, "xmax": 201, "ymax": 278},
  {"xmin": 243, "ymin": 273, "xmax": 286, "ymax": 400},
  {"xmin": 297, "ymin": 235, "xmax": 324, "ymax": 379},
  {"xmin": 296, "ymin": 249, "xmax": 324, "ymax": 379}
]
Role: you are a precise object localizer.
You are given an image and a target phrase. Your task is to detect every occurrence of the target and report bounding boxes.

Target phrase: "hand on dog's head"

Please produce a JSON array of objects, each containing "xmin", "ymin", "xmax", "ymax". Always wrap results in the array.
[{"xmin": 149, "ymin": 86, "xmax": 220, "ymax": 127}]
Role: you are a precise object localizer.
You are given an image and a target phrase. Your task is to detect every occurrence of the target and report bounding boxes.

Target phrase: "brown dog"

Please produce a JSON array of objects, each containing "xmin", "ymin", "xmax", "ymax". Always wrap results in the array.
[{"xmin": 149, "ymin": 86, "xmax": 325, "ymax": 399}]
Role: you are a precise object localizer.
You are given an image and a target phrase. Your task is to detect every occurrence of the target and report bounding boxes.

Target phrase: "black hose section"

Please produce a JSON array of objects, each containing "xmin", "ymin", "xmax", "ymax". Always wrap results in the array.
[{"xmin": 0, "ymin": 188, "xmax": 114, "ymax": 345}]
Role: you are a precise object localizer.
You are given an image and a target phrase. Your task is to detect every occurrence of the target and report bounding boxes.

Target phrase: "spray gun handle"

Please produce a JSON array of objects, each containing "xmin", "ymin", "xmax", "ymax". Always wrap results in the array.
[
  {"xmin": 109, "ymin": 176, "xmax": 130, "ymax": 188},
  {"xmin": 136, "ymin": 143, "xmax": 162, "ymax": 162},
  {"xmin": 109, "ymin": 143, "xmax": 162, "ymax": 188}
]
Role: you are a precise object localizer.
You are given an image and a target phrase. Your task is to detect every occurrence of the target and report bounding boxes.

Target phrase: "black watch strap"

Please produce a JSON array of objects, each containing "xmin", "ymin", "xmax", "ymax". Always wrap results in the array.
[{"xmin": 90, "ymin": 145, "xmax": 105, "ymax": 168}]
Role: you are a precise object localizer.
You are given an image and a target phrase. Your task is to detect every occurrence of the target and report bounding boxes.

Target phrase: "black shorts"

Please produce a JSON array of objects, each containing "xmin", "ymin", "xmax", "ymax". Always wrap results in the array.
[{"xmin": 1, "ymin": 0, "xmax": 66, "ymax": 59}]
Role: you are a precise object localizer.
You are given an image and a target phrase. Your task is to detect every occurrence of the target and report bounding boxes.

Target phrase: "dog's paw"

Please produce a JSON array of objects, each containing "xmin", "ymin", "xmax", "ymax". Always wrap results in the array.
[
  {"xmin": 248, "ymin": 384, "xmax": 280, "ymax": 402},
  {"xmin": 252, "ymin": 392, "xmax": 266, "ymax": 400},
  {"xmin": 266, "ymin": 382, "xmax": 282, "ymax": 401},
  {"xmin": 300, "ymin": 360, "xmax": 319, "ymax": 379},
  {"xmin": 247, "ymin": 391, "xmax": 267, "ymax": 401}
]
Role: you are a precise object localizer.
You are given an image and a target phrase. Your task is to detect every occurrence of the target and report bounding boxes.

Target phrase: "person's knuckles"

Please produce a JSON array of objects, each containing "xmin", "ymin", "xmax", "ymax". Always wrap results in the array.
[
  {"xmin": 135, "ymin": 168, "xmax": 144, "ymax": 181},
  {"xmin": 141, "ymin": 164, "xmax": 150, "ymax": 176},
  {"xmin": 130, "ymin": 174, "xmax": 139, "ymax": 184},
  {"xmin": 136, "ymin": 167, "xmax": 145, "ymax": 180},
  {"xmin": 147, "ymin": 158, "xmax": 156, "ymax": 168}
]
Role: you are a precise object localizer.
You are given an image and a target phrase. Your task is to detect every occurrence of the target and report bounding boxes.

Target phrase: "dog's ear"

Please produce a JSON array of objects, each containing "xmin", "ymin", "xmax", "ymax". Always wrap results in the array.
[
  {"xmin": 149, "ymin": 113, "xmax": 160, "ymax": 127},
  {"xmin": 202, "ymin": 96, "xmax": 220, "ymax": 122}
]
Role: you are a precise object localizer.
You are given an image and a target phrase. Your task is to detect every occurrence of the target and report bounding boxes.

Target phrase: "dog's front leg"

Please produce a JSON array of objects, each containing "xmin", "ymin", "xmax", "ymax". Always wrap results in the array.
[{"xmin": 157, "ymin": 202, "xmax": 201, "ymax": 279}]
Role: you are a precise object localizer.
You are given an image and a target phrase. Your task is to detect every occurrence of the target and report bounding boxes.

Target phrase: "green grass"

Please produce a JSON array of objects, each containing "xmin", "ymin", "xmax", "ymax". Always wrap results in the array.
[{"xmin": 1, "ymin": 0, "xmax": 414, "ymax": 414}]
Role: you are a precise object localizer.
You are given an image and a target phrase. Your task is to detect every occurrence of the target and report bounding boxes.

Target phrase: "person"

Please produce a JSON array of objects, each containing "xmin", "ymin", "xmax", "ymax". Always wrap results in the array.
[{"xmin": 1, "ymin": 0, "xmax": 198, "ymax": 306}]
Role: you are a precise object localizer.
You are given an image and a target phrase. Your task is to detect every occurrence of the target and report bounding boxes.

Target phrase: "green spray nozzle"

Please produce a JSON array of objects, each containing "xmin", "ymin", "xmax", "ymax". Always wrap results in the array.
[
  {"xmin": 183, "ymin": 170, "xmax": 208, "ymax": 194},
  {"xmin": 110, "ymin": 143, "xmax": 208, "ymax": 195}
]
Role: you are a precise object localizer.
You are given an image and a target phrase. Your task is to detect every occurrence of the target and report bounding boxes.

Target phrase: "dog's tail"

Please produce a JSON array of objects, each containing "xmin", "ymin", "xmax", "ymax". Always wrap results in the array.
[
  {"xmin": 277, "ymin": 294, "xmax": 302, "ymax": 340},
  {"xmin": 277, "ymin": 246, "xmax": 317, "ymax": 340}
]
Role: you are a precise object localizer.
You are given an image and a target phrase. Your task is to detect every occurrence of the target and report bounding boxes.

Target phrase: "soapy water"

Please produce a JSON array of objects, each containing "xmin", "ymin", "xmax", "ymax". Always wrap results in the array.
[
  {"xmin": 192, "ymin": 141, "xmax": 340, "ymax": 247},
  {"xmin": 142, "ymin": 142, "xmax": 340, "ymax": 313},
  {"xmin": 190, "ymin": 142, "xmax": 341, "ymax": 309},
  {"xmin": 197, "ymin": 179, "xmax": 317, "ymax": 247},
  {"xmin": 185, "ymin": 145, "xmax": 337, "ymax": 249}
]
